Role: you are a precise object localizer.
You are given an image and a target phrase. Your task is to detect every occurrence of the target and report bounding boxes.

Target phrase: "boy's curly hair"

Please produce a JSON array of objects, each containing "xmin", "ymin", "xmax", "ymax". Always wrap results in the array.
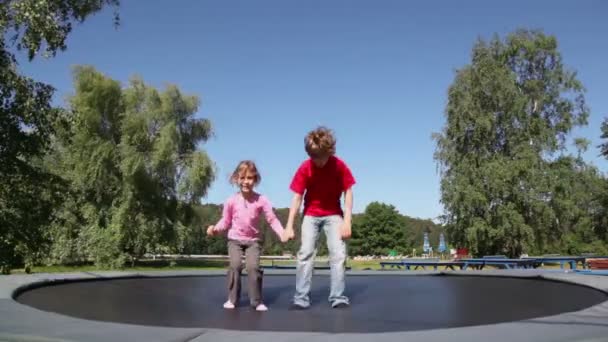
[
  {"xmin": 305, "ymin": 126, "xmax": 336, "ymax": 157},
  {"xmin": 229, "ymin": 160, "xmax": 261, "ymax": 185}
]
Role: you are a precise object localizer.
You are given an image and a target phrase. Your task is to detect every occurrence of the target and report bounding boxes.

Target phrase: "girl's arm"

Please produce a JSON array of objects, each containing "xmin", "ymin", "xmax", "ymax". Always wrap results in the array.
[
  {"xmin": 212, "ymin": 198, "xmax": 233, "ymax": 233},
  {"xmin": 261, "ymin": 196, "xmax": 285, "ymax": 239}
]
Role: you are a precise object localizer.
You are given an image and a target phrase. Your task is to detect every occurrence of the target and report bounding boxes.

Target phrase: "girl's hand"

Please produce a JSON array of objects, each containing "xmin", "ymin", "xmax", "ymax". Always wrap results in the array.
[
  {"xmin": 206, "ymin": 225, "xmax": 215, "ymax": 236},
  {"xmin": 279, "ymin": 230, "xmax": 289, "ymax": 243}
]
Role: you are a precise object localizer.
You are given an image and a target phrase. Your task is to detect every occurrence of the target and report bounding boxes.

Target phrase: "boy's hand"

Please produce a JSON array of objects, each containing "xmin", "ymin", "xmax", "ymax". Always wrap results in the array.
[
  {"xmin": 206, "ymin": 225, "xmax": 215, "ymax": 237},
  {"xmin": 284, "ymin": 226, "xmax": 295, "ymax": 240},
  {"xmin": 340, "ymin": 221, "xmax": 352, "ymax": 240}
]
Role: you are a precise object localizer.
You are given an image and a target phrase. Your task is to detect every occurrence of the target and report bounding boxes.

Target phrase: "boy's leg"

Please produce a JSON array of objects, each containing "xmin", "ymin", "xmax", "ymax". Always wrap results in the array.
[
  {"xmin": 293, "ymin": 215, "xmax": 320, "ymax": 308},
  {"xmin": 324, "ymin": 215, "xmax": 349, "ymax": 307},
  {"xmin": 227, "ymin": 240, "xmax": 244, "ymax": 305},
  {"xmin": 244, "ymin": 240, "xmax": 263, "ymax": 307}
]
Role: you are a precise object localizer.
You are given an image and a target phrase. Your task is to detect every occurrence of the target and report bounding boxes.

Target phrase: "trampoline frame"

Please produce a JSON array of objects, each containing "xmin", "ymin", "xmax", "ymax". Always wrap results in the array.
[{"xmin": 2, "ymin": 269, "xmax": 608, "ymax": 342}]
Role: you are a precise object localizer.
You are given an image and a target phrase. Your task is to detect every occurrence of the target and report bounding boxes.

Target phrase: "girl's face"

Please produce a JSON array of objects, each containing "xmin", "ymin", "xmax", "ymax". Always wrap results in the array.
[{"xmin": 237, "ymin": 170, "xmax": 257, "ymax": 194}]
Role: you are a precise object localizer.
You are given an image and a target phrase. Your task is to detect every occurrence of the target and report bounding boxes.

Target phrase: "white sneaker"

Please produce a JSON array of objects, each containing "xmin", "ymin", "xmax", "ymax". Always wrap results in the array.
[
  {"xmin": 255, "ymin": 303, "xmax": 268, "ymax": 311},
  {"xmin": 223, "ymin": 300, "xmax": 235, "ymax": 309}
]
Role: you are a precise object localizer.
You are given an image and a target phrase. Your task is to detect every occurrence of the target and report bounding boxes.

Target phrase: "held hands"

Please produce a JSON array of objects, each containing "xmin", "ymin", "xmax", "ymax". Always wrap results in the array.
[
  {"xmin": 279, "ymin": 230, "xmax": 289, "ymax": 243},
  {"xmin": 280, "ymin": 225, "xmax": 295, "ymax": 243},
  {"xmin": 284, "ymin": 226, "xmax": 295, "ymax": 241}
]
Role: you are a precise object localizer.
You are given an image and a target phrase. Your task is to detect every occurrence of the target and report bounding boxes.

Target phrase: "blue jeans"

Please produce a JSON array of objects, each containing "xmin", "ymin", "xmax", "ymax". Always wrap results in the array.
[{"xmin": 293, "ymin": 215, "xmax": 349, "ymax": 307}]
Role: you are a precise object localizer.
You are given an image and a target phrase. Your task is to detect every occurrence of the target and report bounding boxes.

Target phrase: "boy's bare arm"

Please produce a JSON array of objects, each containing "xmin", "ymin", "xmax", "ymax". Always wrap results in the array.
[
  {"xmin": 341, "ymin": 188, "xmax": 353, "ymax": 239},
  {"xmin": 285, "ymin": 193, "xmax": 302, "ymax": 239}
]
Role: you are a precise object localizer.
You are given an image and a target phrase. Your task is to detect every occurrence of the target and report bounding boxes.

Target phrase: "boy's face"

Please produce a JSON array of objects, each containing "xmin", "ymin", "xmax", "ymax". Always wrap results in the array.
[{"xmin": 311, "ymin": 154, "xmax": 330, "ymax": 168}]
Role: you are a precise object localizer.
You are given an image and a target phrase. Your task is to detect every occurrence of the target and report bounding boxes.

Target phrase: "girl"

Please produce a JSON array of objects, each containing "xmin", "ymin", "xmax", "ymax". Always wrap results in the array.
[{"xmin": 207, "ymin": 160, "xmax": 287, "ymax": 311}]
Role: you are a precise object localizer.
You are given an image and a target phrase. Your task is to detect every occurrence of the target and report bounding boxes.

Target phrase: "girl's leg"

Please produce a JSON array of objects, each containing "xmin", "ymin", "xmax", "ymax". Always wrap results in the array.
[
  {"xmin": 244, "ymin": 240, "xmax": 263, "ymax": 307},
  {"xmin": 227, "ymin": 240, "xmax": 244, "ymax": 306}
]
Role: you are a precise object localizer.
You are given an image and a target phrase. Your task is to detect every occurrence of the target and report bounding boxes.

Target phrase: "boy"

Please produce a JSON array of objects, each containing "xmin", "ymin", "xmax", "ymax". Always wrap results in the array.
[{"xmin": 284, "ymin": 126, "xmax": 355, "ymax": 309}]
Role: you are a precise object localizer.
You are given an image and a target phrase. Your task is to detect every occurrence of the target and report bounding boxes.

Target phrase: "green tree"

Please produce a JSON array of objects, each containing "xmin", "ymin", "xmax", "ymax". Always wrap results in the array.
[
  {"xmin": 543, "ymin": 151, "xmax": 606, "ymax": 255},
  {"xmin": 47, "ymin": 66, "xmax": 215, "ymax": 268},
  {"xmin": 350, "ymin": 202, "xmax": 409, "ymax": 256},
  {"xmin": 405, "ymin": 217, "xmax": 444, "ymax": 254},
  {"xmin": 194, "ymin": 204, "xmax": 226, "ymax": 255},
  {"xmin": 0, "ymin": 0, "xmax": 119, "ymax": 273},
  {"xmin": 433, "ymin": 29, "xmax": 589, "ymax": 257},
  {"xmin": 600, "ymin": 118, "xmax": 608, "ymax": 159},
  {"xmin": 593, "ymin": 118, "xmax": 608, "ymax": 249}
]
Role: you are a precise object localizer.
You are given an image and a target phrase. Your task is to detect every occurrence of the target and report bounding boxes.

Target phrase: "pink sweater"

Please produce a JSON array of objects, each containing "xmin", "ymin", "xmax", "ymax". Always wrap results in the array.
[{"xmin": 212, "ymin": 192, "xmax": 285, "ymax": 241}]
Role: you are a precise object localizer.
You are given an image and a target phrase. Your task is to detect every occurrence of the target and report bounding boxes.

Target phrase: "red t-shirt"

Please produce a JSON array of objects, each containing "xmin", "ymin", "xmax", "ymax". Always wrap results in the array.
[{"xmin": 289, "ymin": 155, "xmax": 356, "ymax": 217}]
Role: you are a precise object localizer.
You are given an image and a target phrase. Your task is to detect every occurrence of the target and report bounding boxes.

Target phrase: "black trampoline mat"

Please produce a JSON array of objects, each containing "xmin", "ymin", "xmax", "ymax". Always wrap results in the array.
[{"xmin": 15, "ymin": 275, "xmax": 608, "ymax": 333}]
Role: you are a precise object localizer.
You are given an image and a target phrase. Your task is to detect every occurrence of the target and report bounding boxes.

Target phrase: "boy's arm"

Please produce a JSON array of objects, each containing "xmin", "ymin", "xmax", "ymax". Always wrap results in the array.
[
  {"xmin": 285, "ymin": 193, "xmax": 302, "ymax": 239},
  {"xmin": 286, "ymin": 162, "xmax": 307, "ymax": 240},
  {"xmin": 341, "ymin": 188, "xmax": 353, "ymax": 239}
]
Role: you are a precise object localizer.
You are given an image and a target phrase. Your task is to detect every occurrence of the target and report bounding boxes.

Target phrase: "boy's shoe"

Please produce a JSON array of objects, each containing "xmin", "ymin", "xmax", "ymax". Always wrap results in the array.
[
  {"xmin": 332, "ymin": 302, "xmax": 349, "ymax": 309},
  {"xmin": 289, "ymin": 303, "xmax": 309, "ymax": 310},
  {"xmin": 223, "ymin": 300, "xmax": 235, "ymax": 309},
  {"xmin": 255, "ymin": 303, "xmax": 268, "ymax": 311}
]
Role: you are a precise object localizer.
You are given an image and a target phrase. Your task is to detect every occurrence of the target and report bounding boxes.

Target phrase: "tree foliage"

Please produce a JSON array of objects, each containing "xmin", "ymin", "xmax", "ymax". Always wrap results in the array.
[
  {"xmin": 46, "ymin": 66, "xmax": 215, "ymax": 268},
  {"xmin": 433, "ymin": 29, "xmax": 607, "ymax": 257},
  {"xmin": 349, "ymin": 202, "xmax": 409, "ymax": 255},
  {"xmin": 2, "ymin": 0, "xmax": 119, "ymax": 60},
  {"xmin": 594, "ymin": 118, "xmax": 608, "ymax": 250},
  {"xmin": 0, "ymin": 0, "xmax": 118, "ymax": 273},
  {"xmin": 600, "ymin": 118, "xmax": 608, "ymax": 159}
]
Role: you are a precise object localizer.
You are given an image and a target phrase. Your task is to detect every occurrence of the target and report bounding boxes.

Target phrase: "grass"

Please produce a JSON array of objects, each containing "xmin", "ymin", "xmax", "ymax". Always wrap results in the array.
[
  {"xmin": 9, "ymin": 259, "xmax": 228, "ymax": 274},
  {"xmin": 9, "ymin": 258, "xmax": 381, "ymax": 274},
  {"xmin": 7, "ymin": 258, "xmax": 581, "ymax": 274}
]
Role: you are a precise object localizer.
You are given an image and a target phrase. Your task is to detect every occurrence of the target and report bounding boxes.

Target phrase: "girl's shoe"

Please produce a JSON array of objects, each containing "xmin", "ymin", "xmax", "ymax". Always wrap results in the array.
[
  {"xmin": 255, "ymin": 303, "xmax": 268, "ymax": 311},
  {"xmin": 223, "ymin": 300, "xmax": 235, "ymax": 309}
]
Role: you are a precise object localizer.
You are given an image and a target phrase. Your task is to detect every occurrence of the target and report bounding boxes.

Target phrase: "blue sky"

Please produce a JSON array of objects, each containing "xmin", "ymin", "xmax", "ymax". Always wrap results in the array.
[{"xmin": 17, "ymin": 0, "xmax": 608, "ymax": 220}]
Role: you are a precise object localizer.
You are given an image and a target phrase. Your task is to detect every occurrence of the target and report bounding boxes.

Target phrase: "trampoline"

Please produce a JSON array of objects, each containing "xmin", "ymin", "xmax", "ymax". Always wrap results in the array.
[{"xmin": 14, "ymin": 273, "xmax": 608, "ymax": 334}]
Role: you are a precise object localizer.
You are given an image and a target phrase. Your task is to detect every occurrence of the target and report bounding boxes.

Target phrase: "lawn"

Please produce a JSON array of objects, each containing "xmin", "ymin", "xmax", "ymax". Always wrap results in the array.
[
  {"xmin": 9, "ymin": 258, "xmax": 385, "ymax": 274},
  {"xmin": 7, "ymin": 257, "xmax": 577, "ymax": 274}
]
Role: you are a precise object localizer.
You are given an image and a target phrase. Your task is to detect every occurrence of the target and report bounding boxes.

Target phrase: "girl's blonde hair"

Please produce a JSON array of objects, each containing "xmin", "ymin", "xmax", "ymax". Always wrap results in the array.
[
  {"xmin": 229, "ymin": 160, "xmax": 261, "ymax": 185},
  {"xmin": 305, "ymin": 126, "xmax": 336, "ymax": 157}
]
